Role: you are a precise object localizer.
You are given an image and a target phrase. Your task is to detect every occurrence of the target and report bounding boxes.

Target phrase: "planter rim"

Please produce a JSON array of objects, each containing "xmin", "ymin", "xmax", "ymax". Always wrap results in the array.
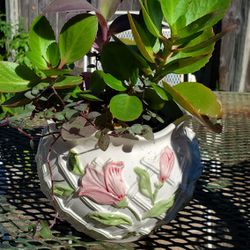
[{"xmin": 45, "ymin": 120, "xmax": 177, "ymax": 144}]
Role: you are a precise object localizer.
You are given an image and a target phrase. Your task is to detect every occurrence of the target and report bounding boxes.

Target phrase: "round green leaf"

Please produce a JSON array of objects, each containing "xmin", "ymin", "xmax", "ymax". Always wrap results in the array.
[
  {"xmin": 0, "ymin": 61, "xmax": 39, "ymax": 93},
  {"xmin": 109, "ymin": 94, "xmax": 143, "ymax": 121},
  {"xmin": 59, "ymin": 14, "xmax": 98, "ymax": 65}
]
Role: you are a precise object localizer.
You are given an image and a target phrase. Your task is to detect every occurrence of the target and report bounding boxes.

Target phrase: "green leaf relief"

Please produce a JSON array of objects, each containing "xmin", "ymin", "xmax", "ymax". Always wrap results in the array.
[
  {"xmin": 117, "ymin": 198, "xmax": 129, "ymax": 208},
  {"xmin": 53, "ymin": 184, "xmax": 74, "ymax": 197},
  {"xmin": 89, "ymin": 211, "xmax": 132, "ymax": 226},
  {"xmin": 144, "ymin": 194, "xmax": 175, "ymax": 219},
  {"xmin": 134, "ymin": 167, "xmax": 153, "ymax": 202},
  {"xmin": 152, "ymin": 181, "xmax": 164, "ymax": 203},
  {"xmin": 68, "ymin": 150, "xmax": 84, "ymax": 176}
]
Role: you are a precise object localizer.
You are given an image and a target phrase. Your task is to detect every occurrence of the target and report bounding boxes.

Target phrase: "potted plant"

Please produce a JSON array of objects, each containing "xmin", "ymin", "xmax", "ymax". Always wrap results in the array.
[{"xmin": 0, "ymin": 0, "xmax": 231, "ymax": 242}]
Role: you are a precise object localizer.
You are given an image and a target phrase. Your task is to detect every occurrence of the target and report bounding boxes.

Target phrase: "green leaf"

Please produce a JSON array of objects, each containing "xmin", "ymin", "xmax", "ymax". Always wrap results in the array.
[
  {"xmin": 141, "ymin": 125, "xmax": 154, "ymax": 140},
  {"xmin": 154, "ymin": 55, "xmax": 208, "ymax": 81},
  {"xmin": 144, "ymin": 88, "xmax": 166, "ymax": 111},
  {"xmin": 29, "ymin": 15, "xmax": 55, "ymax": 69},
  {"xmin": 102, "ymin": 72, "xmax": 127, "ymax": 91},
  {"xmin": 134, "ymin": 167, "xmax": 153, "ymax": 201},
  {"xmin": 89, "ymin": 211, "xmax": 132, "ymax": 226},
  {"xmin": 59, "ymin": 14, "xmax": 98, "ymax": 65},
  {"xmin": 128, "ymin": 13, "xmax": 155, "ymax": 63},
  {"xmin": 145, "ymin": 0, "xmax": 163, "ymax": 32},
  {"xmin": 80, "ymin": 93, "xmax": 103, "ymax": 101},
  {"xmin": 139, "ymin": 0, "xmax": 162, "ymax": 38},
  {"xmin": 144, "ymin": 195, "xmax": 175, "ymax": 218},
  {"xmin": 61, "ymin": 116, "xmax": 97, "ymax": 140},
  {"xmin": 112, "ymin": 37, "xmax": 153, "ymax": 76},
  {"xmin": 98, "ymin": 132, "xmax": 110, "ymax": 151},
  {"xmin": 53, "ymin": 76, "xmax": 82, "ymax": 89},
  {"xmin": 130, "ymin": 124, "xmax": 143, "ymax": 134},
  {"xmin": 42, "ymin": 69, "xmax": 72, "ymax": 77},
  {"xmin": 164, "ymin": 29, "xmax": 215, "ymax": 75},
  {"xmin": 151, "ymin": 83, "xmax": 170, "ymax": 101},
  {"xmin": 160, "ymin": 0, "xmax": 231, "ymax": 36},
  {"xmin": 98, "ymin": 0, "xmax": 122, "ymax": 20},
  {"xmin": 176, "ymin": 12, "xmax": 221, "ymax": 38},
  {"xmin": 100, "ymin": 42, "xmax": 139, "ymax": 81},
  {"xmin": 54, "ymin": 183, "xmax": 74, "ymax": 197},
  {"xmin": 160, "ymin": 0, "xmax": 189, "ymax": 33},
  {"xmin": 39, "ymin": 221, "xmax": 53, "ymax": 239},
  {"xmin": 90, "ymin": 70, "xmax": 127, "ymax": 92},
  {"xmin": 68, "ymin": 150, "xmax": 84, "ymax": 175},
  {"xmin": 46, "ymin": 42, "xmax": 60, "ymax": 68},
  {"xmin": 2, "ymin": 92, "xmax": 32, "ymax": 107},
  {"xmin": 109, "ymin": 94, "xmax": 143, "ymax": 122},
  {"xmin": 173, "ymin": 82, "xmax": 222, "ymax": 118},
  {"xmin": 0, "ymin": 61, "xmax": 39, "ymax": 93},
  {"xmin": 179, "ymin": 29, "xmax": 231, "ymax": 53},
  {"xmin": 163, "ymin": 81, "xmax": 222, "ymax": 132},
  {"xmin": 90, "ymin": 70, "xmax": 106, "ymax": 94}
]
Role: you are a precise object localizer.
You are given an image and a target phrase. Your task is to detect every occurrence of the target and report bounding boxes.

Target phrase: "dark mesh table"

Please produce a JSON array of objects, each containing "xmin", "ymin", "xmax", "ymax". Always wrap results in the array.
[{"xmin": 0, "ymin": 92, "xmax": 250, "ymax": 249}]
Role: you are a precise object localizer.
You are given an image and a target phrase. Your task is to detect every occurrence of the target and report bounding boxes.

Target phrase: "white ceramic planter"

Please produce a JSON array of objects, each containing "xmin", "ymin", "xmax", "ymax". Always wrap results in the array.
[{"xmin": 36, "ymin": 122, "xmax": 202, "ymax": 242}]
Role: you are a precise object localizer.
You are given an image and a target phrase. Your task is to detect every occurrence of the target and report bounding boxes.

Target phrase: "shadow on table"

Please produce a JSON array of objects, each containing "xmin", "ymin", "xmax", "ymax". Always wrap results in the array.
[{"xmin": 0, "ymin": 127, "xmax": 250, "ymax": 249}]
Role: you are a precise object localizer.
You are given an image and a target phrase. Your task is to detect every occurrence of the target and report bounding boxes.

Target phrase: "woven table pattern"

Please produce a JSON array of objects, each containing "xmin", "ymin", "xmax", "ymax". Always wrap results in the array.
[{"xmin": 0, "ymin": 92, "xmax": 250, "ymax": 249}]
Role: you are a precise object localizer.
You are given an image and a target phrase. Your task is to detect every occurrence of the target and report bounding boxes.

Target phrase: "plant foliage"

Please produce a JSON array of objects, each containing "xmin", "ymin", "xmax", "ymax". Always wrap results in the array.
[{"xmin": 0, "ymin": 0, "xmax": 231, "ymax": 149}]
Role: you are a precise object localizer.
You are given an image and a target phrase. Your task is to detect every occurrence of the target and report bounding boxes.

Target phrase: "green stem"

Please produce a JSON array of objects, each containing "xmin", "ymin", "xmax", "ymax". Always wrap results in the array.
[{"xmin": 153, "ymin": 182, "xmax": 164, "ymax": 204}]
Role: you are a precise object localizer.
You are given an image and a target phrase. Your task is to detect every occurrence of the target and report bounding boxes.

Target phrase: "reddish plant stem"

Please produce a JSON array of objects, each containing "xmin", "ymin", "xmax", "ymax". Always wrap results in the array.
[{"xmin": 0, "ymin": 118, "xmax": 33, "ymax": 140}]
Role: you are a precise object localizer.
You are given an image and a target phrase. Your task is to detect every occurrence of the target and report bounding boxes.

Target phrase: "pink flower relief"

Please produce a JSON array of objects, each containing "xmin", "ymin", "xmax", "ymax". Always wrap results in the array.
[
  {"xmin": 78, "ymin": 161, "xmax": 126, "ymax": 205},
  {"xmin": 159, "ymin": 146, "xmax": 175, "ymax": 183}
]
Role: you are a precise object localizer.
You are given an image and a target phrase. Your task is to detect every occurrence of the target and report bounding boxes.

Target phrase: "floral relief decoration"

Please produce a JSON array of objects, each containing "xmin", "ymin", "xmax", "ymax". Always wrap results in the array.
[
  {"xmin": 77, "ymin": 161, "xmax": 126, "ymax": 206},
  {"xmin": 54, "ymin": 146, "xmax": 176, "ymax": 227}
]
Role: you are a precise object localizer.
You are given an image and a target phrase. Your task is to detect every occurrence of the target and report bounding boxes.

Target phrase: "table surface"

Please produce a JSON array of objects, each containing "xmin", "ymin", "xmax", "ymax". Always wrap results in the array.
[{"xmin": 0, "ymin": 92, "xmax": 250, "ymax": 250}]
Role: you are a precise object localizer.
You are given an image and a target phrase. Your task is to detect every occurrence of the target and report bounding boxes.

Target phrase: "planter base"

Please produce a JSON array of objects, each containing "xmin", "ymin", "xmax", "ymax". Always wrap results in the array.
[{"xmin": 36, "ymin": 123, "xmax": 202, "ymax": 242}]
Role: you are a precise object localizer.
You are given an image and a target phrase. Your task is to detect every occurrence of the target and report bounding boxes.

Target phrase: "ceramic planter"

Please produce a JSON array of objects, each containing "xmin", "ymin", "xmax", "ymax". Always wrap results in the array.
[{"xmin": 36, "ymin": 122, "xmax": 203, "ymax": 242}]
